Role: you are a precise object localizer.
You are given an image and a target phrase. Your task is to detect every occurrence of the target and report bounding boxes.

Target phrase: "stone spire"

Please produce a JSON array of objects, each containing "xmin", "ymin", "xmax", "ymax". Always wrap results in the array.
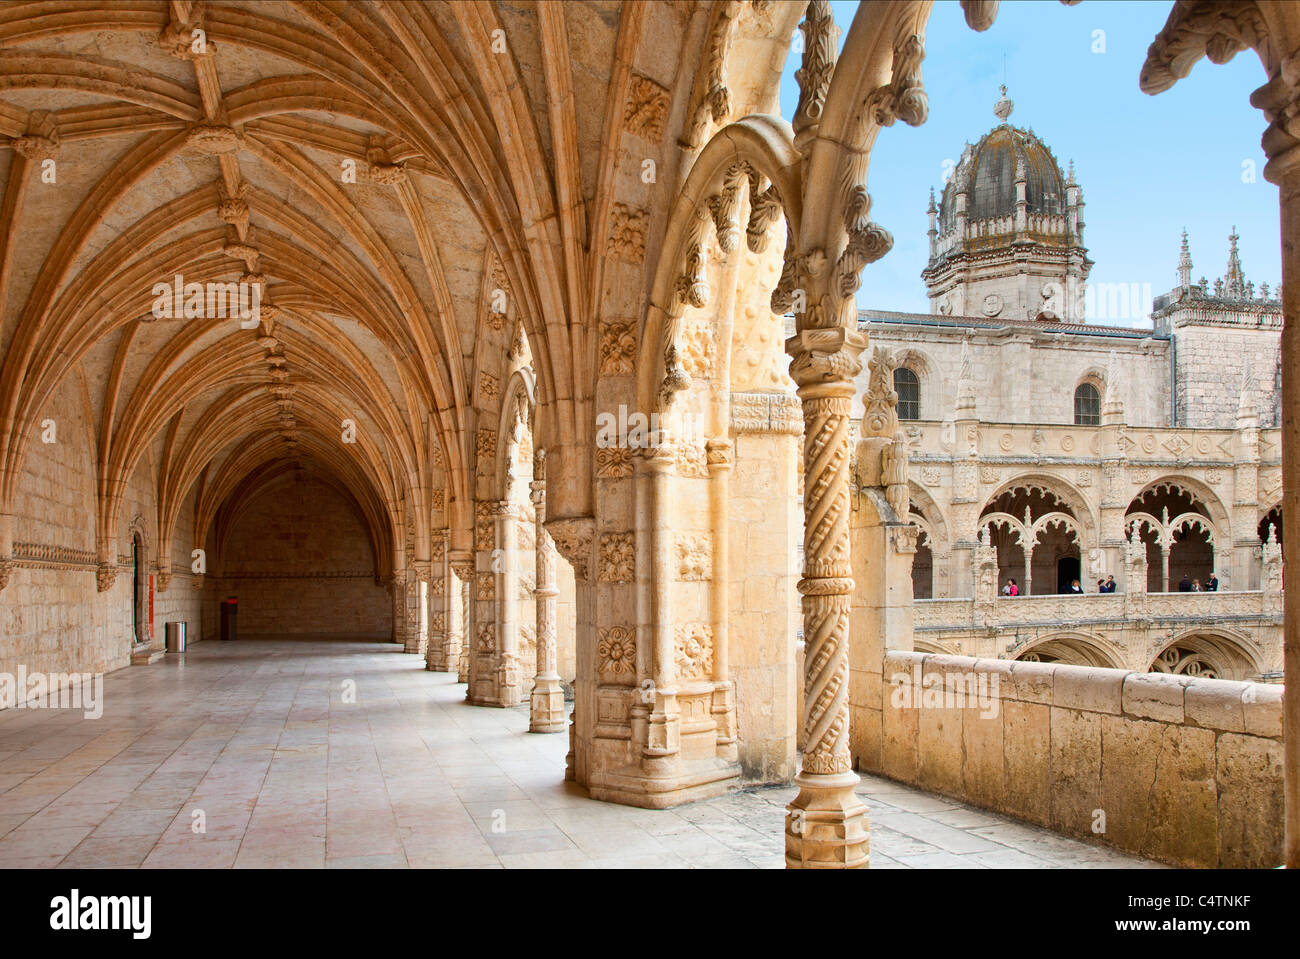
[
  {"xmin": 1177, "ymin": 229, "xmax": 1192, "ymax": 290},
  {"xmin": 1102, "ymin": 349, "xmax": 1124, "ymax": 424},
  {"xmin": 955, "ymin": 339, "xmax": 977, "ymax": 417},
  {"xmin": 1237, "ymin": 360, "xmax": 1257, "ymax": 427},
  {"xmin": 1224, "ymin": 227, "xmax": 1246, "ymax": 299},
  {"xmin": 926, "ymin": 187, "xmax": 938, "ymax": 258},
  {"xmin": 993, "ymin": 84, "xmax": 1013, "ymax": 122}
]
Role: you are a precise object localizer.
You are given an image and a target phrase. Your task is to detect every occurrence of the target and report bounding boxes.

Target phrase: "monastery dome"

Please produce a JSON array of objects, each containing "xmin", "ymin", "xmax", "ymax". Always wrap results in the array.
[{"xmin": 936, "ymin": 88, "xmax": 1071, "ymax": 245}]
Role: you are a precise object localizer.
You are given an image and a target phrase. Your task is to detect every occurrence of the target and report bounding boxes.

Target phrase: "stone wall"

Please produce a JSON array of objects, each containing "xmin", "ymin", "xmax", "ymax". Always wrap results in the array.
[
  {"xmin": 1172, "ymin": 323, "xmax": 1281, "ymax": 428},
  {"xmin": 728, "ymin": 425, "xmax": 800, "ymax": 781},
  {"xmin": 210, "ymin": 475, "xmax": 390, "ymax": 639},
  {"xmin": 1, "ymin": 374, "xmax": 203, "ymax": 701},
  {"xmin": 856, "ymin": 650, "xmax": 1284, "ymax": 868},
  {"xmin": 861, "ymin": 318, "xmax": 1171, "ymax": 427}
]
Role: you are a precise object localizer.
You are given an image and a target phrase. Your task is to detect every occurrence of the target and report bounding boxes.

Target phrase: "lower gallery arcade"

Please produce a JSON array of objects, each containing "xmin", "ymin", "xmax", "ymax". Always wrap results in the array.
[{"xmin": 0, "ymin": 0, "xmax": 1296, "ymax": 870}]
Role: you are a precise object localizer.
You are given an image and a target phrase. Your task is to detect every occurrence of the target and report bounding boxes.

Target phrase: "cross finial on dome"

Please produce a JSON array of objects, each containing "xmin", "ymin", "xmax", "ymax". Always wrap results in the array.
[{"xmin": 994, "ymin": 84, "xmax": 1013, "ymax": 121}]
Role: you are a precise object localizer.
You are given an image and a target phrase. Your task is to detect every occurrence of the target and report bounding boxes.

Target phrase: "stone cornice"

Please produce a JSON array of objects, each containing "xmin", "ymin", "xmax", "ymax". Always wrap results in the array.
[
  {"xmin": 11, "ymin": 542, "xmax": 97, "ymax": 570},
  {"xmin": 214, "ymin": 571, "xmax": 380, "ymax": 581}
]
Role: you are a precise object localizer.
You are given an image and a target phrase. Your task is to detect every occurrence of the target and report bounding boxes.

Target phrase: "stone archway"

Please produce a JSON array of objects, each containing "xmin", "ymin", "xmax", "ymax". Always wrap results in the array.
[
  {"xmin": 1015, "ymin": 632, "xmax": 1126, "ymax": 669},
  {"xmin": 1126, "ymin": 480, "xmax": 1221, "ymax": 592},
  {"xmin": 980, "ymin": 483, "xmax": 1085, "ymax": 595},
  {"xmin": 1147, "ymin": 631, "xmax": 1261, "ymax": 681}
]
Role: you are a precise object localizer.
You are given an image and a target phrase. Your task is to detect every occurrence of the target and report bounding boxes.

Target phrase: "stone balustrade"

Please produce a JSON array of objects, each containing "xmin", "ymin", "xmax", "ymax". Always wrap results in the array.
[
  {"xmin": 910, "ymin": 590, "xmax": 1283, "ymax": 678},
  {"xmin": 859, "ymin": 650, "xmax": 1284, "ymax": 868},
  {"xmin": 915, "ymin": 589, "xmax": 1280, "ymax": 630},
  {"xmin": 904, "ymin": 419, "xmax": 1280, "ymax": 467}
]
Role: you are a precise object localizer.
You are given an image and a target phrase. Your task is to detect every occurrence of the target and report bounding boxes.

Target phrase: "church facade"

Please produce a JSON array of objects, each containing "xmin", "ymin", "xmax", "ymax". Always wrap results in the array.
[{"xmin": 853, "ymin": 94, "xmax": 1284, "ymax": 681}]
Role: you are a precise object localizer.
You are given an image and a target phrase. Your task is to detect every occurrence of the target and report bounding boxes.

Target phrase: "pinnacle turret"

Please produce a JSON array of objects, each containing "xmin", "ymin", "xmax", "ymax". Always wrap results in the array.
[{"xmin": 1177, "ymin": 229, "xmax": 1192, "ymax": 290}]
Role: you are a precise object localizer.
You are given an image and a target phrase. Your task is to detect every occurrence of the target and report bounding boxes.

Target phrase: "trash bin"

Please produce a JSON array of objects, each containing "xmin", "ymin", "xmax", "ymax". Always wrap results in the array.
[
  {"xmin": 220, "ymin": 598, "xmax": 238, "ymax": 641},
  {"xmin": 165, "ymin": 621, "xmax": 187, "ymax": 653}
]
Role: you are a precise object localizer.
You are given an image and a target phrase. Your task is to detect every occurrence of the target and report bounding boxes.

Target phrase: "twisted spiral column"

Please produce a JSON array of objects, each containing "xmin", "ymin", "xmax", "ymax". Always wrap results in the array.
[{"xmin": 784, "ymin": 325, "xmax": 869, "ymax": 869}]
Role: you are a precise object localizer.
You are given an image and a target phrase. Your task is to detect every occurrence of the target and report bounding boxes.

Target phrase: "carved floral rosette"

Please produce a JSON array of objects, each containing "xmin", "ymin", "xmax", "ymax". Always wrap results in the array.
[
  {"xmin": 597, "ymin": 626, "xmax": 636, "ymax": 679},
  {"xmin": 674, "ymin": 624, "xmax": 715, "ymax": 681}
]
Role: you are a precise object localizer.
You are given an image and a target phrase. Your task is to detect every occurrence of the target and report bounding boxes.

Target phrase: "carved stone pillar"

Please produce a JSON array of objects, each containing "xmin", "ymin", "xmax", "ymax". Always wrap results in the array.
[
  {"xmin": 546, "ymin": 516, "xmax": 594, "ymax": 784},
  {"xmin": 388, "ymin": 570, "xmax": 407, "ymax": 647},
  {"xmin": 451, "ymin": 559, "xmax": 473, "ymax": 684},
  {"xmin": 783, "ymin": 325, "xmax": 869, "ymax": 869},
  {"xmin": 488, "ymin": 500, "xmax": 523, "ymax": 707},
  {"xmin": 468, "ymin": 501, "xmax": 499, "ymax": 705},
  {"xmin": 1124, "ymin": 526, "xmax": 1148, "ymax": 598},
  {"xmin": 1258, "ymin": 64, "xmax": 1300, "ymax": 871},
  {"xmin": 1262, "ymin": 532, "xmax": 1283, "ymax": 614},
  {"xmin": 0, "ymin": 512, "xmax": 14, "ymax": 593},
  {"xmin": 973, "ymin": 529, "xmax": 998, "ymax": 628},
  {"xmin": 529, "ymin": 476, "xmax": 564, "ymax": 732},
  {"xmin": 706, "ymin": 437, "xmax": 737, "ymax": 761},
  {"xmin": 425, "ymin": 532, "xmax": 451, "ymax": 671},
  {"xmin": 647, "ymin": 441, "xmax": 683, "ymax": 782},
  {"xmin": 411, "ymin": 562, "xmax": 431, "ymax": 657}
]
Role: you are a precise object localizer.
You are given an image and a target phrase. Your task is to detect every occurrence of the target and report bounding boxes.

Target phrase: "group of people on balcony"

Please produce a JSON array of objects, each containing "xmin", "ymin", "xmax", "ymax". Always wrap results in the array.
[
  {"xmin": 1000, "ymin": 572, "xmax": 1220, "ymax": 595},
  {"xmin": 1179, "ymin": 573, "xmax": 1219, "ymax": 592}
]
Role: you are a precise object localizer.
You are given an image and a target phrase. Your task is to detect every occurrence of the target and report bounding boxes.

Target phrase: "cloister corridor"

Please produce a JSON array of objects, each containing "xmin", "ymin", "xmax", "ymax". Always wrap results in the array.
[{"xmin": 0, "ymin": 639, "xmax": 1154, "ymax": 870}]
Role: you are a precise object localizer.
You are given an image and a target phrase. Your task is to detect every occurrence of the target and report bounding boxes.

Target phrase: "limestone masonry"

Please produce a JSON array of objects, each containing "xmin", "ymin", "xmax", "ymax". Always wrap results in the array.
[{"xmin": 0, "ymin": 0, "xmax": 1295, "ymax": 871}]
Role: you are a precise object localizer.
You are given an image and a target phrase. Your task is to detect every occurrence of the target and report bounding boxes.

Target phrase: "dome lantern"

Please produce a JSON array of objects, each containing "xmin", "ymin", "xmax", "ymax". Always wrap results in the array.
[{"xmin": 993, "ymin": 84, "xmax": 1013, "ymax": 122}]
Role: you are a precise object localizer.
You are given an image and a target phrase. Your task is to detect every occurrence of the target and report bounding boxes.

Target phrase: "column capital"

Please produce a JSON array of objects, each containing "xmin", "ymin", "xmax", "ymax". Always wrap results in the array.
[
  {"xmin": 785, "ymin": 326, "xmax": 867, "ymax": 394},
  {"xmin": 1254, "ymin": 67, "xmax": 1300, "ymax": 183},
  {"xmin": 545, "ymin": 516, "xmax": 594, "ymax": 582},
  {"xmin": 705, "ymin": 437, "xmax": 733, "ymax": 471}
]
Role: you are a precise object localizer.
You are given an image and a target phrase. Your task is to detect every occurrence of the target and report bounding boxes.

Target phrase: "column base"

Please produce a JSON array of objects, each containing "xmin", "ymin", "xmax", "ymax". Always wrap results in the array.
[
  {"xmin": 784, "ymin": 770, "xmax": 869, "ymax": 869},
  {"xmin": 564, "ymin": 715, "xmax": 576, "ymax": 781},
  {"xmin": 529, "ymin": 677, "xmax": 566, "ymax": 732},
  {"xmin": 466, "ymin": 688, "xmax": 524, "ymax": 708},
  {"xmin": 586, "ymin": 758, "xmax": 739, "ymax": 809},
  {"xmin": 130, "ymin": 643, "xmax": 165, "ymax": 666}
]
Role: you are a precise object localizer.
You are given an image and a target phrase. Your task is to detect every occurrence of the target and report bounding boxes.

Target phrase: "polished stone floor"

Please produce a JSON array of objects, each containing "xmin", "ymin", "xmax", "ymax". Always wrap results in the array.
[{"xmin": 0, "ymin": 640, "xmax": 1158, "ymax": 869}]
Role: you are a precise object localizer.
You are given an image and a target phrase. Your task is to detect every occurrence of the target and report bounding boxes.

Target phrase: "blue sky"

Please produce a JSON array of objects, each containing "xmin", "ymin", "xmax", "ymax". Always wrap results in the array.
[{"xmin": 777, "ymin": 0, "xmax": 1280, "ymax": 323}]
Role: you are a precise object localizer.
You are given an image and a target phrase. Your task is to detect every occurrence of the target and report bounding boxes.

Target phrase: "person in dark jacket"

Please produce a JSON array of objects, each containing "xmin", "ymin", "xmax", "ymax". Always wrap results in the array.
[
  {"xmin": 1206, "ymin": 574, "xmax": 1219, "ymax": 591},
  {"xmin": 1178, "ymin": 574, "xmax": 1193, "ymax": 592}
]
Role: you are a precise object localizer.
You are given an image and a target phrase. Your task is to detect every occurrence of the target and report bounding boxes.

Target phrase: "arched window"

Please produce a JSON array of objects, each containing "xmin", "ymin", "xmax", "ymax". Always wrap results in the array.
[
  {"xmin": 894, "ymin": 367, "xmax": 920, "ymax": 421},
  {"xmin": 1073, "ymin": 382, "xmax": 1100, "ymax": 426}
]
